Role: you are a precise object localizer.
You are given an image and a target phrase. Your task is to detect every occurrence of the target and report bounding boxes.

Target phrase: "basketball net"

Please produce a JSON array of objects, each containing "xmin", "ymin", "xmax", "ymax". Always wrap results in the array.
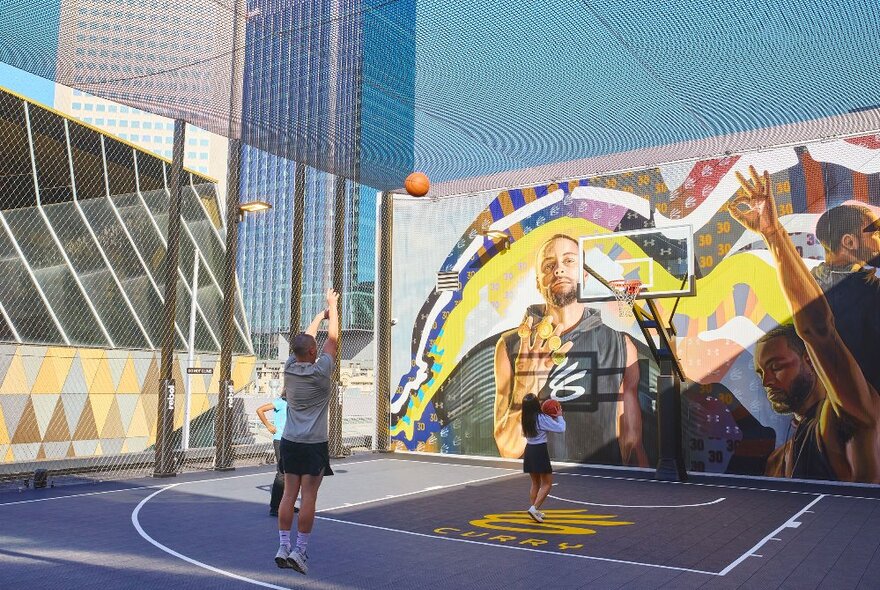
[{"xmin": 608, "ymin": 279, "xmax": 642, "ymax": 317}]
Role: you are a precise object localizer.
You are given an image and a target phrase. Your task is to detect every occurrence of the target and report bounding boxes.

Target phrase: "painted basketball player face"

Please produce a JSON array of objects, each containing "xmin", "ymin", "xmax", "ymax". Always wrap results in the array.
[
  {"xmin": 536, "ymin": 236, "xmax": 582, "ymax": 307},
  {"xmin": 857, "ymin": 212, "xmax": 880, "ymax": 266},
  {"xmin": 754, "ymin": 336, "xmax": 817, "ymax": 415}
]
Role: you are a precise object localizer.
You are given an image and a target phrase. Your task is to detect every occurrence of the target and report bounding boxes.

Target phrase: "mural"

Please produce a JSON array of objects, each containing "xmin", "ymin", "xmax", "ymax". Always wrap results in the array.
[{"xmin": 390, "ymin": 133, "xmax": 880, "ymax": 483}]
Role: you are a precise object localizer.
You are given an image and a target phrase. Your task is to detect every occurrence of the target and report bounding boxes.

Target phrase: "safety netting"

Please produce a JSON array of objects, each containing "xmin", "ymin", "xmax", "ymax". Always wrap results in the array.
[{"xmin": 2, "ymin": 0, "xmax": 880, "ymax": 194}]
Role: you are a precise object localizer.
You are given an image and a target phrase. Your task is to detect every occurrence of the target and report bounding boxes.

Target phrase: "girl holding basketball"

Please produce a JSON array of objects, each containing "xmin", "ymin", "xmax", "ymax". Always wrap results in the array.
[{"xmin": 521, "ymin": 394, "xmax": 566, "ymax": 523}]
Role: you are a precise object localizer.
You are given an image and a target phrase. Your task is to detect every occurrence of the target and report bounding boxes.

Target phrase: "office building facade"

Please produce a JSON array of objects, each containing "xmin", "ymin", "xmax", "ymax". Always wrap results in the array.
[
  {"xmin": 0, "ymin": 87, "xmax": 253, "ymax": 465},
  {"xmin": 236, "ymin": 0, "xmax": 377, "ymax": 361}
]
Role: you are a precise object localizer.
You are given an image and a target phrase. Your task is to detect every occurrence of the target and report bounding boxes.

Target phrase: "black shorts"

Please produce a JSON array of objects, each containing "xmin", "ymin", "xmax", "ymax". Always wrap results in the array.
[
  {"xmin": 279, "ymin": 438, "xmax": 335, "ymax": 477},
  {"xmin": 523, "ymin": 443, "xmax": 552, "ymax": 474}
]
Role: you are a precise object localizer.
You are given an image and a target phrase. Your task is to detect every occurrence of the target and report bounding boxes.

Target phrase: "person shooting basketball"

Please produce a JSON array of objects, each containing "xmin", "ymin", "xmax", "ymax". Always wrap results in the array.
[
  {"xmin": 493, "ymin": 233, "xmax": 648, "ymax": 467},
  {"xmin": 728, "ymin": 167, "xmax": 880, "ymax": 482}
]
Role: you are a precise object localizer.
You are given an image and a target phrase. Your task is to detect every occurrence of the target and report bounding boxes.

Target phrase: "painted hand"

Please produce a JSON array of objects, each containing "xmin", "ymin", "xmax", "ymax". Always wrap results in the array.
[{"xmin": 727, "ymin": 165, "xmax": 781, "ymax": 238}]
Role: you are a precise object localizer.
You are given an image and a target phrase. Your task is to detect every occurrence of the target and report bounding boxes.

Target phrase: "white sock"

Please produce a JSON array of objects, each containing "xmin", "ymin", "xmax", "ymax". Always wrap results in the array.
[
  {"xmin": 529, "ymin": 505, "xmax": 537, "ymax": 512},
  {"xmin": 279, "ymin": 530, "xmax": 290, "ymax": 548},
  {"xmin": 295, "ymin": 532, "xmax": 311, "ymax": 552}
]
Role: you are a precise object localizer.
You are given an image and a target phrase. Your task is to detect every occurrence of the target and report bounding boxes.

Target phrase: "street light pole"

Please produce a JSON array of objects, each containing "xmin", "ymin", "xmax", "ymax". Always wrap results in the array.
[
  {"xmin": 329, "ymin": 175, "xmax": 346, "ymax": 458},
  {"xmin": 215, "ymin": 139, "xmax": 242, "ymax": 471},
  {"xmin": 215, "ymin": 0, "xmax": 245, "ymax": 471}
]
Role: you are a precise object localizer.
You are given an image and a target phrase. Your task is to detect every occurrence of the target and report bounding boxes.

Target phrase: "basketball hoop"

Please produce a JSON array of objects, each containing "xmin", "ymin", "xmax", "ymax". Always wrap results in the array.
[{"xmin": 608, "ymin": 279, "xmax": 643, "ymax": 317}]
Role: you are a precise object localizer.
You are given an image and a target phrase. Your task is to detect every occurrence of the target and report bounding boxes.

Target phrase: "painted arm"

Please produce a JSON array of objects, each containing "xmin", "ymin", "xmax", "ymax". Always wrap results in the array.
[
  {"xmin": 256, "ymin": 402, "xmax": 276, "ymax": 435},
  {"xmin": 493, "ymin": 318, "xmax": 574, "ymax": 458},
  {"xmin": 618, "ymin": 335, "xmax": 648, "ymax": 466},
  {"xmin": 493, "ymin": 337, "xmax": 527, "ymax": 458},
  {"xmin": 729, "ymin": 166, "xmax": 879, "ymax": 428}
]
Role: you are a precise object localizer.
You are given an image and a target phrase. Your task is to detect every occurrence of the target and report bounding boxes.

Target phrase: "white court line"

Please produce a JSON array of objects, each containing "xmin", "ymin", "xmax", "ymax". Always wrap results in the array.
[
  {"xmin": 130, "ymin": 460, "xmax": 518, "ymax": 588},
  {"xmin": 552, "ymin": 471, "xmax": 880, "ymax": 501},
  {"xmin": 320, "ymin": 471, "xmax": 520, "ymax": 512},
  {"xmin": 717, "ymin": 494, "xmax": 826, "ymax": 576},
  {"xmin": 397, "ymin": 450, "xmax": 880, "ymax": 501},
  {"xmin": 0, "ymin": 457, "xmax": 388, "ymax": 508},
  {"xmin": 548, "ymin": 493, "xmax": 726, "ymax": 509},
  {"xmin": 0, "ymin": 485, "xmax": 156, "ymax": 507},
  {"xmin": 317, "ymin": 515, "xmax": 721, "ymax": 576},
  {"xmin": 382, "ymin": 456, "xmax": 518, "ymax": 472},
  {"xmin": 132, "ymin": 485, "xmax": 292, "ymax": 590}
]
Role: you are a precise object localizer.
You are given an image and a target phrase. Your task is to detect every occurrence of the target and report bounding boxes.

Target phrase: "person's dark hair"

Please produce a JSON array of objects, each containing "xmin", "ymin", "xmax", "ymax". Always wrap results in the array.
[
  {"xmin": 521, "ymin": 393, "xmax": 541, "ymax": 439},
  {"xmin": 815, "ymin": 204, "xmax": 873, "ymax": 252},
  {"xmin": 757, "ymin": 323, "xmax": 806, "ymax": 356},
  {"xmin": 292, "ymin": 333, "xmax": 317, "ymax": 359}
]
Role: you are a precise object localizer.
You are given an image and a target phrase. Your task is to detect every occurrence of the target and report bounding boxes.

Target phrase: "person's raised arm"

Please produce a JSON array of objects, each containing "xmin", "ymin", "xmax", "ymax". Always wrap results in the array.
[
  {"xmin": 538, "ymin": 413, "xmax": 566, "ymax": 433},
  {"xmin": 322, "ymin": 288, "xmax": 340, "ymax": 358},
  {"xmin": 304, "ymin": 309, "xmax": 326, "ymax": 338},
  {"xmin": 256, "ymin": 402, "xmax": 276, "ymax": 435},
  {"xmin": 729, "ymin": 166, "xmax": 879, "ymax": 427}
]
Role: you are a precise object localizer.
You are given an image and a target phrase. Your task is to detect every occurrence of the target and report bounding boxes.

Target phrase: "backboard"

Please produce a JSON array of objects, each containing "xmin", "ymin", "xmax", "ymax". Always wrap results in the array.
[{"xmin": 578, "ymin": 225, "xmax": 695, "ymax": 302}]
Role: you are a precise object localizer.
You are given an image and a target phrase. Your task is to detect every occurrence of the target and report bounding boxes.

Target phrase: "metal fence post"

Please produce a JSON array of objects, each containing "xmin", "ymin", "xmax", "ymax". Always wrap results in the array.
[
  {"xmin": 154, "ymin": 119, "xmax": 186, "ymax": 478},
  {"xmin": 373, "ymin": 191, "xmax": 393, "ymax": 451}
]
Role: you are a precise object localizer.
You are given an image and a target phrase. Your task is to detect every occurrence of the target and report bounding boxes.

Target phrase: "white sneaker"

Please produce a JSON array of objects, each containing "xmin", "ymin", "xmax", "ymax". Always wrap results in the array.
[
  {"xmin": 527, "ymin": 506, "xmax": 544, "ymax": 523},
  {"xmin": 274, "ymin": 545, "xmax": 292, "ymax": 568},
  {"xmin": 287, "ymin": 547, "xmax": 309, "ymax": 575}
]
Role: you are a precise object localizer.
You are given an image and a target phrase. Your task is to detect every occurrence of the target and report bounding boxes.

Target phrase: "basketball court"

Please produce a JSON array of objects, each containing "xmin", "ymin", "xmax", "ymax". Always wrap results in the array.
[{"xmin": 2, "ymin": 453, "xmax": 879, "ymax": 589}]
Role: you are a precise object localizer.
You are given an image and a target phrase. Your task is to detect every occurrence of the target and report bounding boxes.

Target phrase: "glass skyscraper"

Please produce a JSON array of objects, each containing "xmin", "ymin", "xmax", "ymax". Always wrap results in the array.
[{"xmin": 236, "ymin": 0, "xmax": 381, "ymax": 361}]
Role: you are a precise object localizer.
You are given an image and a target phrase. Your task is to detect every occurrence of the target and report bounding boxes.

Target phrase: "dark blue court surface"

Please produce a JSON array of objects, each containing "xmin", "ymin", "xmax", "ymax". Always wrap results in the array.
[{"xmin": 2, "ymin": 454, "xmax": 880, "ymax": 589}]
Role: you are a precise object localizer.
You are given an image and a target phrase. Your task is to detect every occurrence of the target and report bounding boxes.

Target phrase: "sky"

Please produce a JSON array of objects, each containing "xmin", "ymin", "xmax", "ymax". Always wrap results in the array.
[{"xmin": 0, "ymin": 62, "xmax": 55, "ymax": 107}]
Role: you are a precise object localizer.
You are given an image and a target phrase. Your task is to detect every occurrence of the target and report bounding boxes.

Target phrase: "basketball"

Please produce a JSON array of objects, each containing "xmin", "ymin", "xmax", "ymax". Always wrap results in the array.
[
  {"xmin": 404, "ymin": 172, "xmax": 430, "ymax": 197},
  {"xmin": 541, "ymin": 398, "xmax": 562, "ymax": 417}
]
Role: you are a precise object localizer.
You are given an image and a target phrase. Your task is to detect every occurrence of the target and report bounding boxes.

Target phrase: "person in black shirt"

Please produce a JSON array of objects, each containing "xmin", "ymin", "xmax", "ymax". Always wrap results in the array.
[{"xmin": 810, "ymin": 204, "xmax": 880, "ymax": 393}]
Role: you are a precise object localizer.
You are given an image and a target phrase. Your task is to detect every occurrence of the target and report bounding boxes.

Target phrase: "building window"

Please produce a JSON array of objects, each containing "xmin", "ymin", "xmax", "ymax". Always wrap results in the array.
[
  {"xmin": 84, "ymin": 104, "xmax": 93, "ymax": 111},
  {"xmin": 119, "ymin": 121, "xmax": 128, "ymax": 127},
  {"xmin": 131, "ymin": 121, "xmax": 140, "ymax": 128},
  {"xmin": 72, "ymin": 102, "xmax": 81, "ymax": 110},
  {"xmin": 96, "ymin": 104, "xmax": 105, "ymax": 112}
]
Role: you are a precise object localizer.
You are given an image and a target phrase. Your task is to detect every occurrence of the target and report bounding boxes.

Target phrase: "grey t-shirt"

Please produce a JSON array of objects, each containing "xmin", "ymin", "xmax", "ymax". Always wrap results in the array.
[{"xmin": 281, "ymin": 352, "xmax": 335, "ymax": 444}]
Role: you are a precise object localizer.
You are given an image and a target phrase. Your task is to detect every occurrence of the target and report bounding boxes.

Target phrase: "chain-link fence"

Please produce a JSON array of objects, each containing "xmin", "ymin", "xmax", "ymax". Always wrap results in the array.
[{"xmin": 0, "ymin": 88, "xmax": 263, "ymax": 489}]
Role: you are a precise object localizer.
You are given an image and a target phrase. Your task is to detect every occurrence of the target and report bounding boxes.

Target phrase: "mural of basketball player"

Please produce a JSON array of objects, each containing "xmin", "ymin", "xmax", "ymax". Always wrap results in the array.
[
  {"xmin": 810, "ymin": 203, "xmax": 880, "ymax": 394},
  {"xmin": 729, "ymin": 167, "xmax": 880, "ymax": 482},
  {"xmin": 493, "ymin": 234, "xmax": 648, "ymax": 467}
]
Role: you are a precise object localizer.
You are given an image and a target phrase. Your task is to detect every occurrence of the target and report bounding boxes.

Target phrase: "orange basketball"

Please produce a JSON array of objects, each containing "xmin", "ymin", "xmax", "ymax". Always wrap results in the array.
[
  {"xmin": 541, "ymin": 398, "xmax": 562, "ymax": 417},
  {"xmin": 404, "ymin": 172, "xmax": 430, "ymax": 197}
]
